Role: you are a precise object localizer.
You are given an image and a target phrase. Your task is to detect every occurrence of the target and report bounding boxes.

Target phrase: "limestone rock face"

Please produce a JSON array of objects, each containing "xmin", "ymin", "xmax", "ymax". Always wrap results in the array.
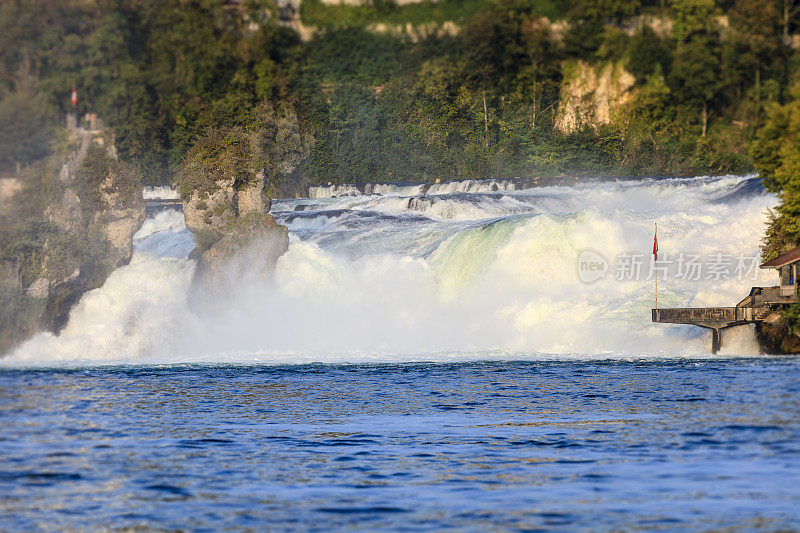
[
  {"xmin": 26, "ymin": 278, "xmax": 49, "ymax": 299},
  {"xmin": 236, "ymin": 171, "xmax": 272, "ymax": 216},
  {"xmin": 0, "ymin": 178, "xmax": 21, "ymax": 208},
  {"xmin": 7, "ymin": 135, "xmax": 145, "ymax": 342},
  {"xmin": 183, "ymin": 175, "xmax": 238, "ymax": 238},
  {"xmin": 183, "ymin": 170, "xmax": 272, "ymax": 242},
  {"xmin": 177, "ymin": 130, "xmax": 289, "ymax": 302},
  {"xmin": 181, "ymin": 168, "xmax": 288, "ymax": 300},
  {"xmin": 555, "ymin": 60, "xmax": 636, "ymax": 133},
  {"xmin": 1, "ymin": 129, "xmax": 148, "ymax": 354},
  {"xmin": 755, "ymin": 311, "xmax": 800, "ymax": 354},
  {"xmin": 45, "ymin": 188, "xmax": 82, "ymax": 233},
  {"xmin": 95, "ymin": 170, "xmax": 146, "ymax": 269},
  {"xmin": 184, "ymin": 175, "xmax": 287, "ymax": 297}
]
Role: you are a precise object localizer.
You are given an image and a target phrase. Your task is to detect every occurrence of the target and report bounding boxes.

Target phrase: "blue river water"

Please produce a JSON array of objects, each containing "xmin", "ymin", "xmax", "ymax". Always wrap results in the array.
[{"xmin": 1, "ymin": 359, "xmax": 799, "ymax": 530}]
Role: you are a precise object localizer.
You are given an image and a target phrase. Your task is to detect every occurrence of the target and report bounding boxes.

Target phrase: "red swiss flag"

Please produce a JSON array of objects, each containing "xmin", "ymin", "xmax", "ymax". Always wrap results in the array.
[{"xmin": 653, "ymin": 226, "xmax": 658, "ymax": 260}]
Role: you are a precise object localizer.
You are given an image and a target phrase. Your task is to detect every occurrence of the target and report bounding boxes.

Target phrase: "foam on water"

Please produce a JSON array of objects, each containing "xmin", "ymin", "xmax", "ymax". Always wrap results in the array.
[
  {"xmin": 134, "ymin": 209, "xmax": 195, "ymax": 258},
  {"xmin": 309, "ymin": 178, "xmax": 524, "ymax": 199},
  {"xmin": 3, "ymin": 175, "xmax": 778, "ymax": 366},
  {"xmin": 142, "ymin": 185, "xmax": 179, "ymax": 200}
]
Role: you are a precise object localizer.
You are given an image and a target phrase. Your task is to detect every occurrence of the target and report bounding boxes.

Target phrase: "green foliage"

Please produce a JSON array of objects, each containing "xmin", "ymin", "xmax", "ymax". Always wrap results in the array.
[
  {"xmin": 299, "ymin": 0, "xmax": 533, "ymax": 29},
  {"xmin": 178, "ymin": 130, "xmax": 254, "ymax": 200},
  {"xmin": 301, "ymin": 27, "xmax": 405, "ymax": 86},
  {"xmin": 0, "ymin": 91, "xmax": 56, "ymax": 173},
  {"xmin": 751, "ymin": 86, "xmax": 800, "ymax": 193},
  {"xmin": 253, "ymin": 103, "xmax": 315, "ymax": 197},
  {"xmin": 780, "ymin": 302, "xmax": 800, "ymax": 330},
  {"xmin": 628, "ymin": 26, "xmax": 671, "ymax": 81},
  {"xmin": 75, "ymin": 142, "xmax": 112, "ymax": 218},
  {"xmin": 7, "ymin": 0, "xmax": 800, "ymax": 194},
  {"xmin": 762, "ymin": 209, "xmax": 798, "ymax": 260},
  {"xmin": 669, "ymin": 0, "xmax": 722, "ymax": 109},
  {"xmin": 752, "ymin": 84, "xmax": 800, "ymax": 254},
  {"xmin": 108, "ymin": 159, "xmax": 145, "ymax": 210}
]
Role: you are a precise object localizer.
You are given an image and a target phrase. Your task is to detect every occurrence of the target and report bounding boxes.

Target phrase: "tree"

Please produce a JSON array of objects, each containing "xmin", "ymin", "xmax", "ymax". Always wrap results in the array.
[
  {"xmin": 0, "ymin": 91, "xmax": 55, "ymax": 174},
  {"xmin": 253, "ymin": 103, "xmax": 314, "ymax": 197},
  {"xmin": 782, "ymin": 0, "xmax": 800, "ymax": 44},
  {"xmin": 751, "ymin": 84, "xmax": 800, "ymax": 253},
  {"xmin": 628, "ymin": 25, "xmax": 671, "ymax": 82},
  {"xmin": 729, "ymin": 0, "xmax": 782, "ymax": 117},
  {"xmin": 516, "ymin": 15, "xmax": 562, "ymax": 129},
  {"xmin": 669, "ymin": 0, "xmax": 722, "ymax": 136}
]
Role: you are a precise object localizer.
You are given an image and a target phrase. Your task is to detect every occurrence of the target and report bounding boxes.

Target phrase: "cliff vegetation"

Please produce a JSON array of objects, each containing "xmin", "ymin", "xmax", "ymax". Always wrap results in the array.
[
  {"xmin": 2, "ymin": 0, "xmax": 796, "ymax": 194},
  {"xmin": 0, "ymin": 129, "xmax": 144, "ymax": 353}
]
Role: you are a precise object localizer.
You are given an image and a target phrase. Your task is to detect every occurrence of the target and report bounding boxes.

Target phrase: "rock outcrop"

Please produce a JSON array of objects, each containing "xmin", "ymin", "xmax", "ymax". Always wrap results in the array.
[
  {"xmin": 555, "ymin": 60, "xmax": 636, "ymax": 133},
  {"xmin": 183, "ymin": 169, "xmax": 272, "ymax": 240},
  {"xmin": 39, "ymin": 137, "xmax": 145, "ymax": 332},
  {"xmin": 179, "ymin": 131, "xmax": 288, "ymax": 297},
  {"xmin": 755, "ymin": 311, "xmax": 800, "ymax": 354},
  {"xmin": 194, "ymin": 212, "xmax": 288, "ymax": 295},
  {"xmin": 94, "ymin": 166, "xmax": 147, "ymax": 269},
  {"xmin": 0, "ymin": 128, "xmax": 145, "ymax": 353}
]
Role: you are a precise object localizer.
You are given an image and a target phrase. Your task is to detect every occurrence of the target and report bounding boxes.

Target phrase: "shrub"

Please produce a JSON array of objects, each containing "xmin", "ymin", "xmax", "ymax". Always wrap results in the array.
[{"xmin": 178, "ymin": 130, "xmax": 254, "ymax": 200}]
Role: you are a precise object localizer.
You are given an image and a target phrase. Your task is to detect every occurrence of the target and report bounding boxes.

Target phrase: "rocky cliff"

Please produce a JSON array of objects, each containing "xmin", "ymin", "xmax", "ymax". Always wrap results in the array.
[
  {"xmin": 555, "ymin": 60, "xmax": 636, "ymax": 133},
  {"xmin": 179, "ymin": 130, "xmax": 289, "ymax": 298},
  {"xmin": 755, "ymin": 311, "xmax": 800, "ymax": 354},
  {"xmin": 0, "ymin": 129, "xmax": 145, "ymax": 353}
]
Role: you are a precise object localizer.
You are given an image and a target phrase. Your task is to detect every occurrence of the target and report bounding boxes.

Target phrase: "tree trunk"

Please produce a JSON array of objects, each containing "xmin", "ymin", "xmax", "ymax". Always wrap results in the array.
[
  {"xmin": 785, "ymin": 0, "xmax": 790, "ymax": 45},
  {"xmin": 701, "ymin": 101, "xmax": 708, "ymax": 138},
  {"xmin": 482, "ymin": 89, "xmax": 489, "ymax": 149},
  {"xmin": 755, "ymin": 57, "xmax": 761, "ymax": 120}
]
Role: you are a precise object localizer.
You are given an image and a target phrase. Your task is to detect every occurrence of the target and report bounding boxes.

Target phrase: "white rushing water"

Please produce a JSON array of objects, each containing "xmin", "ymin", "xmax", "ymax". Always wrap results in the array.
[
  {"xmin": 142, "ymin": 186, "xmax": 180, "ymax": 200},
  {"xmin": 4, "ymin": 175, "xmax": 779, "ymax": 366}
]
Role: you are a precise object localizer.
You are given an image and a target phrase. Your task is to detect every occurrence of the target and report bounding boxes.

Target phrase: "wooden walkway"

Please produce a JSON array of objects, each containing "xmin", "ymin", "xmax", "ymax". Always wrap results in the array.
[{"xmin": 652, "ymin": 287, "xmax": 792, "ymax": 353}]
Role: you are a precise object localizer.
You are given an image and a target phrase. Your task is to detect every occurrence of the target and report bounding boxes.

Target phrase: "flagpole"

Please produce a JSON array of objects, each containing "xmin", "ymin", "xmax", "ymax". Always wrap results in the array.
[{"xmin": 654, "ymin": 222, "xmax": 658, "ymax": 310}]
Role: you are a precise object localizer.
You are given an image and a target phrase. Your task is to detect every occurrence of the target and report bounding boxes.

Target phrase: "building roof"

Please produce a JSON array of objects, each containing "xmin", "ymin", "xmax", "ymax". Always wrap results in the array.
[{"xmin": 760, "ymin": 246, "xmax": 800, "ymax": 269}]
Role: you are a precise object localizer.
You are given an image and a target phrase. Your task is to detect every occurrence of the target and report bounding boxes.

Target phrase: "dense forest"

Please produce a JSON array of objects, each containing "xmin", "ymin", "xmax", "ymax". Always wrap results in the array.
[{"xmin": 0, "ymin": 0, "xmax": 798, "ymax": 197}]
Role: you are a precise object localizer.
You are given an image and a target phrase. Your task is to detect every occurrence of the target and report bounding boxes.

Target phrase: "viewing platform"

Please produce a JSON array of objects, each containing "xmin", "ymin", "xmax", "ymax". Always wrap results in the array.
[{"xmin": 652, "ymin": 247, "xmax": 800, "ymax": 353}]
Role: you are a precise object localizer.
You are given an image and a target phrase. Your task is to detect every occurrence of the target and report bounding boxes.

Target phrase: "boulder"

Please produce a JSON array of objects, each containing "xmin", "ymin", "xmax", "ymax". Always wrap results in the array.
[
  {"xmin": 236, "ymin": 170, "xmax": 272, "ymax": 216},
  {"xmin": 178, "ymin": 129, "xmax": 289, "ymax": 299},
  {"xmin": 183, "ymin": 169, "xmax": 271, "ymax": 243},
  {"xmin": 182, "ymin": 174, "xmax": 238, "ymax": 239},
  {"xmin": 755, "ymin": 311, "xmax": 800, "ymax": 354},
  {"xmin": 193, "ymin": 212, "xmax": 289, "ymax": 296},
  {"xmin": 25, "ymin": 278, "xmax": 49, "ymax": 299}
]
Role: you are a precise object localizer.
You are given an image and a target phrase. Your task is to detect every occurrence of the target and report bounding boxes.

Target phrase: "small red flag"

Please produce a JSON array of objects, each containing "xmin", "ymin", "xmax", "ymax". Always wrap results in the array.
[
  {"xmin": 653, "ymin": 226, "xmax": 658, "ymax": 260},
  {"xmin": 71, "ymin": 87, "xmax": 77, "ymax": 107}
]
